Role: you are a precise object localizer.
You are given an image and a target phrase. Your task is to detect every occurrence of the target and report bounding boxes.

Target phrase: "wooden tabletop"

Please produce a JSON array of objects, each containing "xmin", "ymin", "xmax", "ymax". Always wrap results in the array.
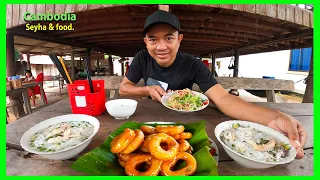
[{"xmin": 6, "ymin": 98, "xmax": 314, "ymax": 176}]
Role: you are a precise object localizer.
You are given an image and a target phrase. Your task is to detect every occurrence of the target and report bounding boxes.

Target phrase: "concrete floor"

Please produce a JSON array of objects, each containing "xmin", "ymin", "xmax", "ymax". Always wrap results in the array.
[
  {"xmin": 7, "ymin": 86, "xmax": 69, "ymax": 123},
  {"xmin": 31, "ymin": 86, "xmax": 69, "ymax": 109}
]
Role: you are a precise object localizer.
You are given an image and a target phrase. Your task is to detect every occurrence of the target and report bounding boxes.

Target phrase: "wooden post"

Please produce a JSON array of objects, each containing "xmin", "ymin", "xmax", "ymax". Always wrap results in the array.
[
  {"xmin": 6, "ymin": 34, "xmax": 15, "ymax": 76},
  {"xmin": 26, "ymin": 52, "xmax": 31, "ymax": 70},
  {"xmin": 108, "ymin": 54, "xmax": 113, "ymax": 75},
  {"xmin": 71, "ymin": 47, "xmax": 75, "ymax": 80},
  {"xmin": 233, "ymin": 49, "xmax": 240, "ymax": 77},
  {"xmin": 79, "ymin": 57, "xmax": 82, "ymax": 69},
  {"xmin": 97, "ymin": 52, "xmax": 100, "ymax": 76},
  {"xmin": 211, "ymin": 54, "xmax": 218, "ymax": 77},
  {"xmin": 121, "ymin": 60, "xmax": 124, "ymax": 76},
  {"xmin": 86, "ymin": 49, "xmax": 91, "ymax": 75},
  {"xmin": 6, "ymin": 33, "xmax": 26, "ymax": 120},
  {"xmin": 303, "ymin": 51, "xmax": 313, "ymax": 103},
  {"xmin": 229, "ymin": 49, "xmax": 240, "ymax": 96},
  {"xmin": 266, "ymin": 90, "xmax": 276, "ymax": 102}
]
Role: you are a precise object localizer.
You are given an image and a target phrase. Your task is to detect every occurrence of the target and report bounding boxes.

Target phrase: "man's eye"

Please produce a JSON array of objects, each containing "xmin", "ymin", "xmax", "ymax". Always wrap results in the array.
[
  {"xmin": 149, "ymin": 39, "xmax": 156, "ymax": 42},
  {"xmin": 167, "ymin": 37, "xmax": 173, "ymax": 40}
]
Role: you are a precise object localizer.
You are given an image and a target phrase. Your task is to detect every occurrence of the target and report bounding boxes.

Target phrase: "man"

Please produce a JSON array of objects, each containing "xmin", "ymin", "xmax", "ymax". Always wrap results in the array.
[{"xmin": 119, "ymin": 10, "xmax": 307, "ymax": 159}]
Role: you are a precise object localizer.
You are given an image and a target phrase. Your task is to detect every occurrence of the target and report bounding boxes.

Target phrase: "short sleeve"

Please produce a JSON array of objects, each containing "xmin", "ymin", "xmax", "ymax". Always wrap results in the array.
[
  {"xmin": 192, "ymin": 59, "xmax": 218, "ymax": 92},
  {"xmin": 125, "ymin": 51, "xmax": 143, "ymax": 84}
]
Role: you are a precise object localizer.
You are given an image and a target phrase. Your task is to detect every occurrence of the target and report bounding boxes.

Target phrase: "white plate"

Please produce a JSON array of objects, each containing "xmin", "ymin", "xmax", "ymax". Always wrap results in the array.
[
  {"xmin": 161, "ymin": 90, "xmax": 209, "ymax": 113},
  {"xmin": 143, "ymin": 122, "xmax": 219, "ymax": 164}
]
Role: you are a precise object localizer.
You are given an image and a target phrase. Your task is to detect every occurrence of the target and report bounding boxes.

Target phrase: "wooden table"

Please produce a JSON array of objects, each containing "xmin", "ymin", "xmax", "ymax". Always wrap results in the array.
[
  {"xmin": 6, "ymin": 82, "xmax": 46, "ymax": 115},
  {"xmin": 6, "ymin": 98, "xmax": 314, "ymax": 176}
]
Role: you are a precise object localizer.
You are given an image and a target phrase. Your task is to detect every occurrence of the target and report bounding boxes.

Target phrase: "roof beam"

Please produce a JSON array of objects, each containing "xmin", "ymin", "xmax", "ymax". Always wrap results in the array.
[
  {"xmin": 174, "ymin": 11, "xmax": 297, "ymax": 33},
  {"xmin": 214, "ymin": 29, "xmax": 313, "ymax": 55},
  {"xmin": 43, "ymin": 44, "xmax": 67, "ymax": 53},
  {"xmin": 22, "ymin": 41, "xmax": 49, "ymax": 52},
  {"xmin": 7, "ymin": 26, "xmax": 109, "ymax": 53}
]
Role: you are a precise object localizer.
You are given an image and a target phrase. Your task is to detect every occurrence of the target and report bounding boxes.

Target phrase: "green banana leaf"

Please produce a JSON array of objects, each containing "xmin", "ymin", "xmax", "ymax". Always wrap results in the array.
[{"xmin": 70, "ymin": 120, "xmax": 219, "ymax": 176}]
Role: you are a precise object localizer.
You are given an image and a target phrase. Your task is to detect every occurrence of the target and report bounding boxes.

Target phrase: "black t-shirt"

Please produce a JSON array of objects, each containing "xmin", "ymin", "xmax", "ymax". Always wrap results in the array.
[{"xmin": 126, "ymin": 50, "xmax": 218, "ymax": 93}]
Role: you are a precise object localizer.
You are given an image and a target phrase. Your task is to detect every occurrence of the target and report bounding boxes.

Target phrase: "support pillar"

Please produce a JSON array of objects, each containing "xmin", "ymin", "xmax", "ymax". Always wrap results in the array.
[
  {"xmin": 233, "ymin": 49, "xmax": 240, "ymax": 77},
  {"xmin": 6, "ymin": 33, "xmax": 25, "ymax": 121},
  {"xmin": 303, "ymin": 51, "xmax": 313, "ymax": 103},
  {"xmin": 97, "ymin": 52, "xmax": 100, "ymax": 76},
  {"xmin": 108, "ymin": 55, "xmax": 113, "ymax": 75},
  {"xmin": 26, "ymin": 52, "xmax": 31, "ymax": 70},
  {"xmin": 229, "ymin": 49, "xmax": 240, "ymax": 96},
  {"xmin": 71, "ymin": 47, "xmax": 75, "ymax": 80},
  {"xmin": 121, "ymin": 60, "xmax": 124, "ymax": 76},
  {"xmin": 211, "ymin": 54, "xmax": 218, "ymax": 77}
]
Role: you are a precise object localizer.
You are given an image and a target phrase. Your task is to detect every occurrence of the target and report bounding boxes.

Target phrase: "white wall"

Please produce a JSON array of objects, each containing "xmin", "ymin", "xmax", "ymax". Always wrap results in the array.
[
  {"xmin": 113, "ymin": 59, "xmax": 122, "ymax": 76},
  {"xmin": 215, "ymin": 50, "xmax": 308, "ymax": 94}
]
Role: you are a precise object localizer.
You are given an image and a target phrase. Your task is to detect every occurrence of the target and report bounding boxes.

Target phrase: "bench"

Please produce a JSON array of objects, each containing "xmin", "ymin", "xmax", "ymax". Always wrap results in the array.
[{"xmin": 92, "ymin": 76, "xmax": 294, "ymax": 102}]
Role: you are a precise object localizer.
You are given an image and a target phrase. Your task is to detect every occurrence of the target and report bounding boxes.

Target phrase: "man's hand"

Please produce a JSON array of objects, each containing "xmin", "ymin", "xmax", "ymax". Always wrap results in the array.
[
  {"xmin": 146, "ymin": 85, "xmax": 165, "ymax": 102},
  {"xmin": 268, "ymin": 112, "xmax": 307, "ymax": 159}
]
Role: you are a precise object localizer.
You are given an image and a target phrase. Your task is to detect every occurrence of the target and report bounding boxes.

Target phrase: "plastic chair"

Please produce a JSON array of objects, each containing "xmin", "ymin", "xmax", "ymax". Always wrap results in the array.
[{"xmin": 28, "ymin": 73, "xmax": 48, "ymax": 106}]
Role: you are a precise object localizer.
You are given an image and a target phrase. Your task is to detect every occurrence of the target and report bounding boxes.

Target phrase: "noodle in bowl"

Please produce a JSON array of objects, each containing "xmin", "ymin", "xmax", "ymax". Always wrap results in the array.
[
  {"xmin": 215, "ymin": 120, "xmax": 296, "ymax": 169},
  {"xmin": 161, "ymin": 89, "xmax": 209, "ymax": 113},
  {"xmin": 20, "ymin": 114, "xmax": 100, "ymax": 160}
]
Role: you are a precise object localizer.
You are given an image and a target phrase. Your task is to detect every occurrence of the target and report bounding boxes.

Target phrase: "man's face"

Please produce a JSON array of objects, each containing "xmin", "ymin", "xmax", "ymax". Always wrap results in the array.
[{"xmin": 144, "ymin": 23, "xmax": 183, "ymax": 67}]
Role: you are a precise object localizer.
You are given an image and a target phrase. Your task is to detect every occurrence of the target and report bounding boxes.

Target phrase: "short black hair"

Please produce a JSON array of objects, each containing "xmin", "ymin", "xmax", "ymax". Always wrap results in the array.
[{"xmin": 25, "ymin": 70, "xmax": 32, "ymax": 75}]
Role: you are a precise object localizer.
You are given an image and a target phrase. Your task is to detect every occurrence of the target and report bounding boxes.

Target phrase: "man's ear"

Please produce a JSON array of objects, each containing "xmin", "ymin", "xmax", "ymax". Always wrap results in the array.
[
  {"xmin": 178, "ymin": 34, "xmax": 183, "ymax": 43},
  {"xmin": 144, "ymin": 37, "xmax": 147, "ymax": 46}
]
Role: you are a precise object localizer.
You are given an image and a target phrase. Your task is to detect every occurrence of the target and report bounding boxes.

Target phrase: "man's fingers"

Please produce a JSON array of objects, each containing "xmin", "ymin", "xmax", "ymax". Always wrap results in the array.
[
  {"xmin": 286, "ymin": 121, "xmax": 300, "ymax": 149},
  {"xmin": 296, "ymin": 149, "xmax": 304, "ymax": 159},
  {"xmin": 164, "ymin": 89, "xmax": 172, "ymax": 96},
  {"xmin": 298, "ymin": 124, "xmax": 307, "ymax": 148},
  {"xmin": 153, "ymin": 93, "xmax": 162, "ymax": 102},
  {"xmin": 155, "ymin": 86, "xmax": 165, "ymax": 96},
  {"xmin": 150, "ymin": 87, "xmax": 163, "ymax": 102}
]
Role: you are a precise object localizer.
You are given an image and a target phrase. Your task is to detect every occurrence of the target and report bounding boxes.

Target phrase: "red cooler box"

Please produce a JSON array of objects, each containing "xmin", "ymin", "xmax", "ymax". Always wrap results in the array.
[{"xmin": 68, "ymin": 80, "xmax": 106, "ymax": 116}]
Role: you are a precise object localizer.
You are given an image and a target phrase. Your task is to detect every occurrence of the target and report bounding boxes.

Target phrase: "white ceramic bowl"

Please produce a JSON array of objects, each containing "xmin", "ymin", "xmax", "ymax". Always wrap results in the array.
[
  {"xmin": 161, "ymin": 90, "xmax": 209, "ymax": 113},
  {"xmin": 105, "ymin": 99, "xmax": 137, "ymax": 119},
  {"xmin": 214, "ymin": 120, "xmax": 296, "ymax": 169},
  {"xmin": 20, "ymin": 114, "xmax": 100, "ymax": 160}
]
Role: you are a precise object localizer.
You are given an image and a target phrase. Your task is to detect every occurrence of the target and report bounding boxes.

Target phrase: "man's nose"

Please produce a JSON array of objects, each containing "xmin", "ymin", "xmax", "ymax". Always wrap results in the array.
[{"xmin": 156, "ymin": 40, "xmax": 168, "ymax": 50}]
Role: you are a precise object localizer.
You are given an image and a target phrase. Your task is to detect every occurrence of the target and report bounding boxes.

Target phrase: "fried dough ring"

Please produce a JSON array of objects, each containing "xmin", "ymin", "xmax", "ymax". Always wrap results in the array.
[
  {"xmin": 161, "ymin": 152, "xmax": 197, "ymax": 176},
  {"xmin": 118, "ymin": 158, "xmax": 127, "ymax": 168},
  {"xmin": 125, "ymin": 154, "xmax": 163, "ymax": 176},
  {"xmin": 117, "ymin": 153, "xmax": 136, "ymax": 162},
  {"xmin": 149, "ymin": 133, "xmax": 179, "ymax": 161},
  {"xmin": 179, "ymin": 132, "xmax": 192, "ymax": 140},
  {"xmin": 178, "ymin": 139, "xmax": 190, "ymax": 152},
  {"xmin": 110, "ymin": 128, "xmax": 135, "ymax": 153},
  {"xmin": 186, "ymin": 146, "xmax": 194, "ymax": 154},
  {"xmin": 140, "ymin": 125, "xmax": 157, "ymax": 134},
  {"xmin": 122, "ymin": 129, "xmax": 145, "ymax": 154},
  {"xmin": 172, "ymin": 132, "xmax": 192, "ymax": 140},
  {"xmin": 139, "ymin": 134, "xmax": 156, "ymax": 153},
  {"xmin": 155, "ymin": 125, "xmax": 185, "ymax": 135}
]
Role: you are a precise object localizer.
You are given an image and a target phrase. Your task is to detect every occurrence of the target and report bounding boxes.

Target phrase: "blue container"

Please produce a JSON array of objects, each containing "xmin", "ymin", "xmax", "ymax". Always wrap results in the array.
[{"xmin": 262, "ymin": 76, "xmax": 275, "ymax": 79}]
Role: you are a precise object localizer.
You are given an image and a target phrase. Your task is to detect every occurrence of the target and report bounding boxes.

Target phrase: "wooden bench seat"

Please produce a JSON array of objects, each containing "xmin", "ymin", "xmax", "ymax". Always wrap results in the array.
[{"xmin": 94, "ymin": 76, "xmax": 294, "ymax": 102}]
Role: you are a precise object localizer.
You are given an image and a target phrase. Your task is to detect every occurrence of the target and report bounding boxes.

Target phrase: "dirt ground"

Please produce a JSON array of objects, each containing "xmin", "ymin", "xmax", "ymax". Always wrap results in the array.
[{"xmin": 276, "ymin": 92, "xmax": 303, "ymax": 103}]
